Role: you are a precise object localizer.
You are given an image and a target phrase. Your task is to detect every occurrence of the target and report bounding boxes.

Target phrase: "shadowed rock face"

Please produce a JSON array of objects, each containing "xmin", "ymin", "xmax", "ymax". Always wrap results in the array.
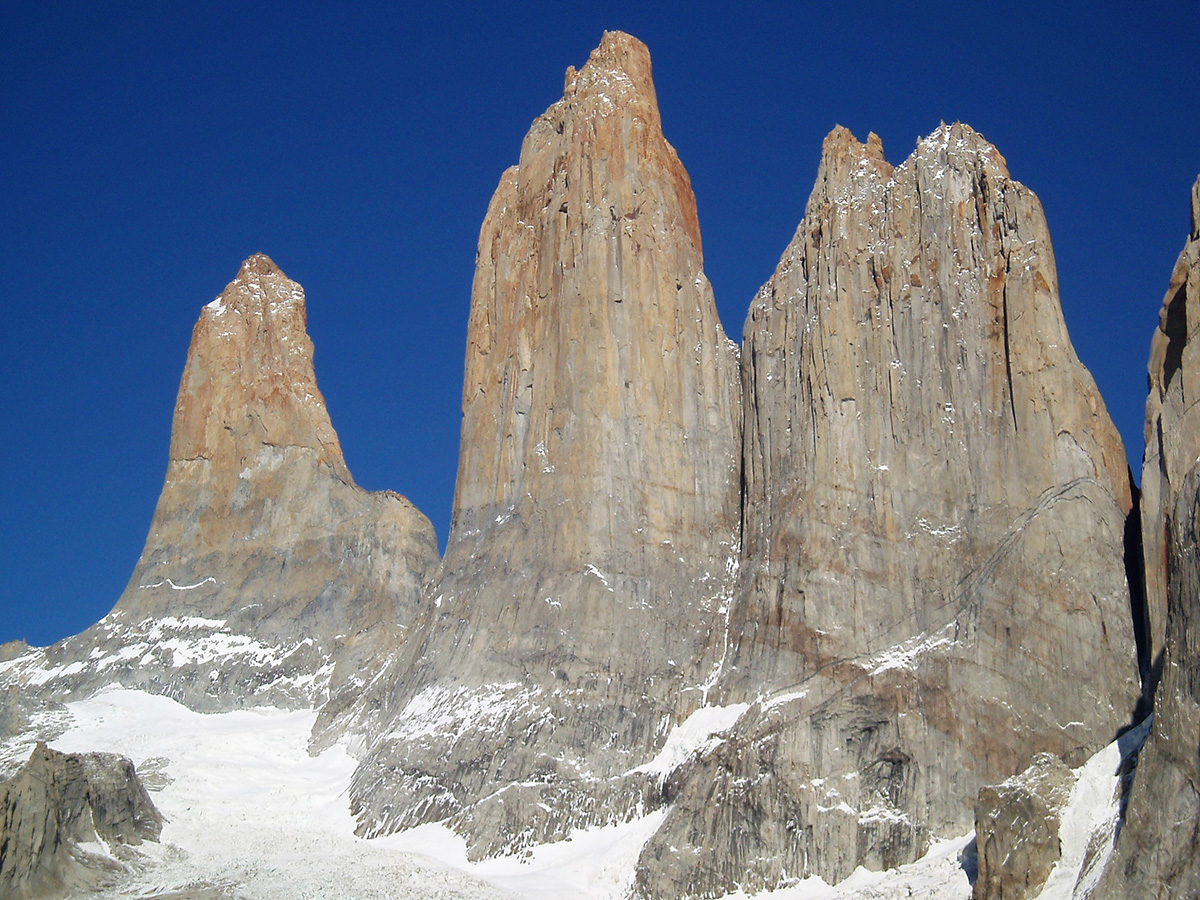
[
  {"xmin": 2, "ymin": 255, "xmax": 439, "ymax": 711},
  {"xmin": 345, "ymin": 31, "xmax": 742, "ymax": 855},
  {"xmin": 1140, "ymin": 176, "xmax": 1200, "ymax": 687},
  {"xmin": 0, "ymin": 743, "xmax": 162, "ymax": 900},
  {"xmin": 1095, "ymin": 176, "xmax": 1200, "ymax": 900},
  {"xmin": 633, "ymin": 125, "xmax": 1141, "ymax": 898}
]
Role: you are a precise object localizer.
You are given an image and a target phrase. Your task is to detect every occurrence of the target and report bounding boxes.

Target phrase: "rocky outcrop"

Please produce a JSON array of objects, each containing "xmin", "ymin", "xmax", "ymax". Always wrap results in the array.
[
  {"xmin": 2, "ymin": 255, "xmax": 439, "ymax": 711},
  {"xmin": 0, "ymin": 742, "xmax": 162, "ymax": 899},
  {"xmin": 345, "ymin": 31, "xmax": 742, "ymax": 855},
  {"xmin": 633, "ymin": 125, "xmax": 1141, "ymax": 897},
  {"xmin": 1094, "ymin": 176, "xmax": 1200, "ymax": 900},
  {"xmin": 974, "ymin": 754, "xmax": 1074, "ymax": 900}
]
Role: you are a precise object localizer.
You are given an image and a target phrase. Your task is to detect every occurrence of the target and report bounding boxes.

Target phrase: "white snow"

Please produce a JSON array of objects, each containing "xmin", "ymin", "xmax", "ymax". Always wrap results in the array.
[
  {"xmin": 913, "ymin": 517, "xmax": 963, "ymax": 542},
  {"xmin": 381, "ymin": 813, "xmax": 668, "ymax": 900},
  {"xmin": 584, "ymin": 564, "xmax": 613, "ymax": 590},
  {"xmin": 1032, "ymin": 717, "xmax": 1151, "ymax": 900},
  {"xmin": 715, "ymin": 834, "xmax": 973, "ymax": 900},
  {"xmin": 4, "ymin": 614, "xmax": 320, "ymax": 693},
  {"xmin": 762, "ymin": 686, "xmax": 810, "ymax": 710},
  {"xmin": 535, "ymin": 440, "xmax": 555, "ymax": 473},
  {"xmin": 630, "ymin": 702, "xmax": 749, "ymax": 779},
  {"xmin": 42, "ymin": 688, "xmax": 664, "ymax": 900},
  {"xmin": 866, "ymin": 624, "xmax": 956, "ymax": 675},
  {"xmin": 382, "ymin": 681, "xmax": 544, "ymax": 748},
  {"xmin": 12, "ymin": 686, "xmax": 1149, "ymax": 900},
  {"xmin": 138, "ymin": 576, "xmax": 218, "ymax": 591}
]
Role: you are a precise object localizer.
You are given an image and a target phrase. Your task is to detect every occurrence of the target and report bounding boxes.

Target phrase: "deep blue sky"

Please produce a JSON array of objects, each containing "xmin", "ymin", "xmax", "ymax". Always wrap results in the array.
[{"xmin": 3, "ymin": 2, "xmax": 1198, "ymax": 647}]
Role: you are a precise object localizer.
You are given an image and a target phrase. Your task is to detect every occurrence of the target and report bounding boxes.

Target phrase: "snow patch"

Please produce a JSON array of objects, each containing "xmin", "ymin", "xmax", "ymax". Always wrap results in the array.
[
  {"xmin": 383, "ymin": 682, "xmax": 544, "ymax": 749},
  {"xmin": 1032, "ymin": 717, "xmax": 1151, "ymax": 900},
  {"xmin": 866, "ymin": 624, "xmax": 956, "ymax": 676},
  {"xmin": 631, "ymin": 703, "xmax": 749, "ymax": 779},
  {"xmin": 35, "ymin": 688, "xmax": 669, "ymax": 899},
  {"xmin": 762, "ymin": 687, "xmax": 810, "ymax": 711},
  {"xmin": 715, "ymin": 833, "xmax": 973, "ymax": 899},
  {"xmin": 583, "ymin": 564, "xmax": 612, "ymax": 590},
  {"xmin": 138, "ymin": 576, "xmax": 218, "ymax": 591}
]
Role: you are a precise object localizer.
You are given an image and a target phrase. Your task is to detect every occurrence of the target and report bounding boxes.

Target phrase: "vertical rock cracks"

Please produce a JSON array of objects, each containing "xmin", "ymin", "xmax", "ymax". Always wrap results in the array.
[
  {"xmin": 339, "ymin": 35, "xmax": 1142, "ymax": 900},
  {"xmin": 345, "ymin": 32, "xmax": 743, "ymax": 859},
  {"xmin": 634, "ymin": 124, "xmax": 1140, "ymax": 896},
  {"xmin": 1093, "ymin": 174, "xmax": 1200, "ymax": 900},
  {"xmin": 0, "ymin": 30, "xmax": 1157, "ymax": 900}
]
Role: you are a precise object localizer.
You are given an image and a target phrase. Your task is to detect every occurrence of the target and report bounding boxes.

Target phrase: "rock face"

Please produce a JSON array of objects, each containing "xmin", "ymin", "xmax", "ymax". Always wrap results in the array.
[
  {"xmin": 633, "ymin": 125, "xmax": 1140, "ymax": 897},
  {"xmin": 0, "ymin": 34, "xmax": 1160, "ymax": 900},
  {"xmin": 973, "ymin": 753, "xmax": 1074, "ymax": 900},
  {"xmin": 2, "ymin": 255, "xmax": 439, "ymax": 711},
  {"xmin": 1139, "ymin": 176, "xmax": 1200, "ymax": 687},
  {"xmin": 1094, "ymin": 176, "xmax": 1200, "ymax": 900},
  {"xmin": 0, "ymin": 742, "xmax": 162, "ymax": 899},
  {"xmin": 345, "ymin": 31, "xmax": 742, "ymax": 855}
]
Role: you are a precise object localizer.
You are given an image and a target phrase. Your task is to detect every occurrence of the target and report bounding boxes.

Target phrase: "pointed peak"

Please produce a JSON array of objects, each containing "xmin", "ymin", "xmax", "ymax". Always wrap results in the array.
[
  {"xmin": 563, "ymin": 31, "xmax": 655, "ymax": 109},
  {"xmin": 237, "ymin": 252, "xmax": 285, "ymax": 280},
  {"xmin": 813, "ymin": 125, "xmax": 893, "ymax": 201},
  {"xmin": 916, "ymin": 121, "xmax": 1009, "ymax": 175},
  {"xmin": 592, "ymin": 30, "xmax": 652, "ymax": 73},
  {"xmin": 177, "ymin": 257, "xmax": 346, "ymax": 482},
  {"xmin": 205, "ymin": 255, "xmax": 304, "ymax": 319},
  {"xmin": 821, "ymin": 126, "xmax": 889, "ymax": 164}
]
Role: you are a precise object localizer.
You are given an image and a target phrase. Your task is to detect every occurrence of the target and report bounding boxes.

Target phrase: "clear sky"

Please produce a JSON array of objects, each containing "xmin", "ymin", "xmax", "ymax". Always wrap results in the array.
[{"xmin": 3, "ymin": 1, "xmax": 1198, "ymax": 647}]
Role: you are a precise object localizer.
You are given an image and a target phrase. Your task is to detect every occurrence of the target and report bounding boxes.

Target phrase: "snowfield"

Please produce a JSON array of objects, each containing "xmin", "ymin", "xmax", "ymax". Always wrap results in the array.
[
  {"xmin": 47, "ymin": 688, "xmax": 660, "ymax": 900},
  {"xmin": 34, "ymin": 688, "xmax": 1139, "ymax": 899}
]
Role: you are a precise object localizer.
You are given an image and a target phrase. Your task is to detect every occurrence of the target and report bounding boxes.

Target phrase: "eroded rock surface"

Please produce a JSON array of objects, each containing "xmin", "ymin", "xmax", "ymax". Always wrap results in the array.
[
  {"xmin": 2, "ymin": 255, "xmax": 439, "ymax": 711},
  {"xmin": 634, "ymin": 125, "xmax": 1140, "ymax": 898},
  {"xmin": 344, "ymin": 31, "xmax": 742, "ymax": 856},
  {"xmin": 0, "ymin": 742, "xmax": 162, "ymax": 900}
]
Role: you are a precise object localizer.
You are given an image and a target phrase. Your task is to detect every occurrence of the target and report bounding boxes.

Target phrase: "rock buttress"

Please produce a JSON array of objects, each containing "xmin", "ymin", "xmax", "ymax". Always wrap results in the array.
[{"xmin": 1094, "ymin": 175, "xmax": 1200, "ymax": 900}]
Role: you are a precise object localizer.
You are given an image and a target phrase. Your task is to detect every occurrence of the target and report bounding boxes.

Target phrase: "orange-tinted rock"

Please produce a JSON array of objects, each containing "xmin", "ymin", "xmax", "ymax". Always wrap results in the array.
[
  {"xmin": 4, "ymin": 256, "xmax": 438, "ymax": 711},
  {"xmin": 348, "ymin": 31, "xmax": 742, "ymax": 855}
]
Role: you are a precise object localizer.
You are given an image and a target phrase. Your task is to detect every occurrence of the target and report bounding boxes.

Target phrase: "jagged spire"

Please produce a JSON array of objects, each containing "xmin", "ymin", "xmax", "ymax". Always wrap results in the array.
[
  {"xmin": 170, "ymin": 253, "xmax": 348, "ymax": 482},
  {"xmin": 348, "ymin": 29, "xmax": 742, "ymax": 856}
]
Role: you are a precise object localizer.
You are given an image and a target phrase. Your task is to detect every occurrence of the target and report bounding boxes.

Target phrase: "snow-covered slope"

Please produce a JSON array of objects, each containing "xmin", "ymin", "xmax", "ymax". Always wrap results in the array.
[
  {"xmin": 36, "ymin": 688, "xmax": 663, "ymax": 899},
  {"xmin": 0, "ymin": 685, "xmax": 1145, "ymax": 899}
]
